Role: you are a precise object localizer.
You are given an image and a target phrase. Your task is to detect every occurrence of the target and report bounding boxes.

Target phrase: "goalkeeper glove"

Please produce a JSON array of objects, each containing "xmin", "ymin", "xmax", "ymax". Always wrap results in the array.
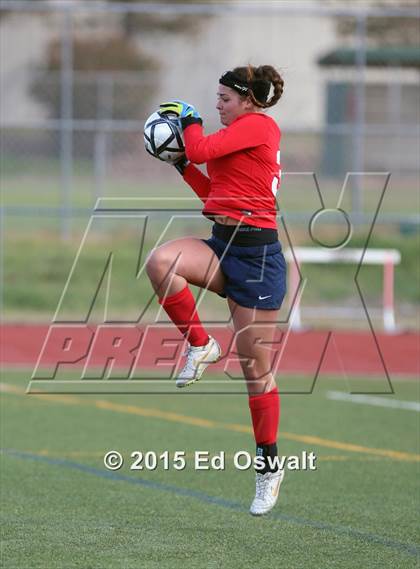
[
  {"xmin": 173, "ymin": 156, "xmax": 189, "ymax": 175},
  {"xmin": 159, "ymin": 99, "xmax": 201, "ymax": 120}
]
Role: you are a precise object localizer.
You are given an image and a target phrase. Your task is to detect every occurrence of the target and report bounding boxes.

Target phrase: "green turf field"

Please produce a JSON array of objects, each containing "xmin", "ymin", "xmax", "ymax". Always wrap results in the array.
[{"xmin": 1, "ymin": 371, "xmax": 419, "ymax": 568}]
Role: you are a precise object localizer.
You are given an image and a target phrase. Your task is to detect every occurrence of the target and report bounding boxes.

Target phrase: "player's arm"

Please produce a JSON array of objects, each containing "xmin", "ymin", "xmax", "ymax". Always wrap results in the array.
[
  {"xmin": 173, "ymin": 157, "xmax": 210, "ymax": 202},
  {"xmin": 182, "ymin": 163, "xmax": 210, "ymax": 202},
  {"xmin": 181, "ymin": 115, "xmax": 267, "ymax": 164},
  {"xmin": 159, "ymin": 100, "xmax": 267, "ymax": 165}
]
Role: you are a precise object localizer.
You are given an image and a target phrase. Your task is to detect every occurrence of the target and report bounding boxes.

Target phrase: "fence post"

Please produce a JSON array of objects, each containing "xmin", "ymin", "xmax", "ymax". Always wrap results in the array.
[
  {"xmin": 60, "ymin": 9, "xmax": 73, "ymax": 240},
  {"xmin": 352, "ymin": 12, "xmax": 367, "ymax": 219}
]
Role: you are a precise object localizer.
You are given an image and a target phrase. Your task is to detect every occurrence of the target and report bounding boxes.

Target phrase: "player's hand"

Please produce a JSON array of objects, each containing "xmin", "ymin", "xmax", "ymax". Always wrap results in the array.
[{"xmin": 159, "ymin": 100, "xmax": 201, "ymax": 120}]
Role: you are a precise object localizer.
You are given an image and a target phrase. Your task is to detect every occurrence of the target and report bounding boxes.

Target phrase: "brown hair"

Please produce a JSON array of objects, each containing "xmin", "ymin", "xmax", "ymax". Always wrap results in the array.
[{"xmin": 231, "ymin": 64, "xmax": 284, "ymax": 108}]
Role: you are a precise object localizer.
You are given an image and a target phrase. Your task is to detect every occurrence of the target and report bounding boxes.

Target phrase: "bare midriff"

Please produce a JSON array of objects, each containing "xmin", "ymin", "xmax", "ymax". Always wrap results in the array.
[{"xmin": 213, "ymin": 215, "xmax": 241, "ymax": 226}]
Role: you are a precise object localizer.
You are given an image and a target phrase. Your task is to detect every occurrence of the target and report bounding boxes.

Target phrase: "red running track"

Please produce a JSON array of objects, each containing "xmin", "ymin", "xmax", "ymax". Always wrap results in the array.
[{"xmin": 1, "ymin": 324, "xmax": 418, "ymax": 378}]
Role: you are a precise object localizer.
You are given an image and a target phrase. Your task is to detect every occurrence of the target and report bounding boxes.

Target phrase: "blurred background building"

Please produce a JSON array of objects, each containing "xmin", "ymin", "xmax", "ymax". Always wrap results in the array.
[{"xmin": 1, "ymin": 0, "xmax": 419, "ymax": 329}]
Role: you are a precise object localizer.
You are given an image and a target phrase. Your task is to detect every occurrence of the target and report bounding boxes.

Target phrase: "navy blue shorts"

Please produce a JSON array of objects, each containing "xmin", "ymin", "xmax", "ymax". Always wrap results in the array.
[{"xmin": 202, "ymin": 234, "xmax": 287, "ymax": 310}]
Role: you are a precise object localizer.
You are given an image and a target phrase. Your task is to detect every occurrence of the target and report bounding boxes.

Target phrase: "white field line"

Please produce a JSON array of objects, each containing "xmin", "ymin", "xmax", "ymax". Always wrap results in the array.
[{"xmin": 326, "ymin": 390, "xmax": 420, "ymax": 412}]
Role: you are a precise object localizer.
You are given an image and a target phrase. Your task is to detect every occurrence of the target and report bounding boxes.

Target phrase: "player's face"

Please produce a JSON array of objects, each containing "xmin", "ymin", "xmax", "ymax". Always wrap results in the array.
[{"xmin": 216, "ymin": 84, "xmax": 254, "ymax": 126}]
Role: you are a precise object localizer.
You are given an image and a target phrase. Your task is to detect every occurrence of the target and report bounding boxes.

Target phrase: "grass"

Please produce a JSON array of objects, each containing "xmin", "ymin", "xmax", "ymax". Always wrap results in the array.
[
  {"xmin": 1, "ymin": 155, "xmax": 419, "ymax": 325},
  {"xmin": 1, "ymin": 152, "xmax": 420, "ymax": 214},
  {"xmin": 1, "ymin": 370, "xmax": 419, "ymax": 568},
  {"xmin": 2, "ymin": 225, "xmax": 419, "ymax": 321}
]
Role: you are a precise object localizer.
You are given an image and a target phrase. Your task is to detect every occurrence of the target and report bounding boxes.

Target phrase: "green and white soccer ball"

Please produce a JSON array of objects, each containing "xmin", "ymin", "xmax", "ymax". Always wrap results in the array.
[{"xmin": 143, "ymin": 111, "xmax": 185, "ymax": 164}]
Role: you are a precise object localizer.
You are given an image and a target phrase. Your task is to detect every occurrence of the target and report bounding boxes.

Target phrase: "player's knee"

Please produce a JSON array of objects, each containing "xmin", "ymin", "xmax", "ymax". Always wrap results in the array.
[
  {"xmin": 244, "ymin": 373, "xmax": 273, "ymax": 395},
  {"xmin": 145, "ymin": 247, "xmax": 173, "ymax": 278},
  {"xmin": 240, "ymin": 358, "xmax": 272, "ymax": 384}
]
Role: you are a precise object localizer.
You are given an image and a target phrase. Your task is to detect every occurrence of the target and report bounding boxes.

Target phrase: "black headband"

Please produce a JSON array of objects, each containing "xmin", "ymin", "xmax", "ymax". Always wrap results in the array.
[{"xmin": 219, "ymin": 71, "xmax": 271, "ymax": 104}]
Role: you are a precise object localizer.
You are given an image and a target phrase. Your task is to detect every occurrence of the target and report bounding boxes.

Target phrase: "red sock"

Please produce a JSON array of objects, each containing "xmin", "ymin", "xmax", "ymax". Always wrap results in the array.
[
  {"xmin": 248, "ymin": 386, "xmax": 280, "ymax": 445},
  {"xmin": 159, "ymin": 286, "xmax": 209, "ymax": 347}
]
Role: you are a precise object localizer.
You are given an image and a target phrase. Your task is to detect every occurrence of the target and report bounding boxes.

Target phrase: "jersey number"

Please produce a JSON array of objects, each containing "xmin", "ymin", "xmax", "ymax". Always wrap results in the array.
[{"xmin": 271, "ymin": 150, "xmax": 281, "ymax": 197}]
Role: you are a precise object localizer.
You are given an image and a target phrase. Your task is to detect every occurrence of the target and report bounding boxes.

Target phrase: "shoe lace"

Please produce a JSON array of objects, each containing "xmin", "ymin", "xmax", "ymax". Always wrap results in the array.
[
  {"xmin": 255, "ymin": 473, "xmax": 270, "ymax": 500},
  {"xmin": 180, "ymin": 345, "xmax": 198, "ymax": 375}
]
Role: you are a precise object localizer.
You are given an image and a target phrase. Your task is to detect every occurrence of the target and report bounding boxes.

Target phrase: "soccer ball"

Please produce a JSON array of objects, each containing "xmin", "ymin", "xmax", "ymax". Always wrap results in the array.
[{"xmin": 143, "ymin": 111, "xmax": 185, "ymax": 164}]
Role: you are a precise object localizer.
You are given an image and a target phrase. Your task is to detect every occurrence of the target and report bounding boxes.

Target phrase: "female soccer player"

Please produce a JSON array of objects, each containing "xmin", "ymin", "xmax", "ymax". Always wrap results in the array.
[{"xmin": 146, "ymin": 65, "xmax": 286, "ymax": 516}]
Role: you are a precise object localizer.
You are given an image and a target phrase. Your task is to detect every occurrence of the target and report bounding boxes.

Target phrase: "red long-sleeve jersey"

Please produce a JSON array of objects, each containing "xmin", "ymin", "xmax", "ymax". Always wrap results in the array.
[{"xmin": 182, "ymin": 112, "xmax": 281, "ymax": 229}]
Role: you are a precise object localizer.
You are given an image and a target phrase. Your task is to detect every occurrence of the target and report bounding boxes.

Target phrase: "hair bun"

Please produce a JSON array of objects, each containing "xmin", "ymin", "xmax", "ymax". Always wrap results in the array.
[{"xmin": 231, "ymin": 64, "xmax": 284, "ymax": 108}]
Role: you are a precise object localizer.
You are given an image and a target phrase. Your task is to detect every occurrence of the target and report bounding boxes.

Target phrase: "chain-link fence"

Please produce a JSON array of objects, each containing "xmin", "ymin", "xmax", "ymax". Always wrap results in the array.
[{"xmin": 1, "ymin": 1, "xmax": 419, "ymax": 240}]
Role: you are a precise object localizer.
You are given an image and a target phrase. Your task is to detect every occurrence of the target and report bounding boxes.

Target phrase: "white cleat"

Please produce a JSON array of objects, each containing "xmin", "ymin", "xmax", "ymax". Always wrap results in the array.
[
  {"xmin": 250, "ymin": 469, "xmax": 284, "ymax": 516},
  {"xmin": 176, "ymin": 335, "xmax": 221, "ymax": 388}
]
